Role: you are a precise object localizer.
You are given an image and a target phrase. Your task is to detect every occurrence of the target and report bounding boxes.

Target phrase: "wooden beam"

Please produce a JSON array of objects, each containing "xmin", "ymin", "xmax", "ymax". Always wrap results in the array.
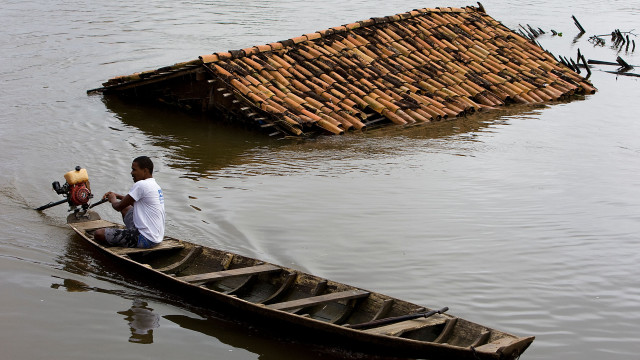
[
  {"xmin": 110, "ymin": 239, "xmax": 185, "ymax": 255},
  {"xmin": 177, "ymin": 264, "xmax": 281, "ymax": 284},
  {"xmin": 371, "ymin": 299, "xmax": 395, "ymax": 321},
  {"xmin": 267, "ymin": 290, "xmax": 369, "ymax": 311},
  {"xmin": 434, "ymin": 318, "xmax": 458, "ymax": 343},
  {"xmin": 69, "ymin": 219, "xmax": 116, "ymax": 232},
  {"xmin": 156, "ymin": 246, "xmax": 203, "ymax": 273},
  {"xmin": 362, "ymin": 317, "xmax": 447, "ymax": 336},
  {"xmin": 89, "ymin": 67, "xmax": 201, "ymax": 94},
  {"xmin": 259, "ymin": 272, "xmax": 297, "ymax": 304}
]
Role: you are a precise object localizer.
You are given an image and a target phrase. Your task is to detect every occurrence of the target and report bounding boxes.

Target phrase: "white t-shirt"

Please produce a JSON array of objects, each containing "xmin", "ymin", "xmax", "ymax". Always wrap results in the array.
[{"xmin": 128, "ymin": 178, "xmax": 165, "ymax": 243}]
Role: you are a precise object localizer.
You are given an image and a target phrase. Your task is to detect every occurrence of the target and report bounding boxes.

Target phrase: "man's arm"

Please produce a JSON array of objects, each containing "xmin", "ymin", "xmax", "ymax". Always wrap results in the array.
[{"xmin": 104, "ymin": 191, "xmax": 135, "ymax": 212}]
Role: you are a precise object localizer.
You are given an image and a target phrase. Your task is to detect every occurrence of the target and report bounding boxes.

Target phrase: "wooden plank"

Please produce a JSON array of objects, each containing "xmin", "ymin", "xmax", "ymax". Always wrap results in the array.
[
  {"xmin": 470, "ymin": 330, "xmax": 491, "ymax": 347},
  {"xmin": 110, "ymin": 239, "xmax": 185, "ymax": 255},
  {"xmin": 473, "ymin": 336, "xmax": 529, "ymax": 353},
  {"xmin": 434, "ymin": 318, "xmax": 458, "ymax": 343},
  {"xmin": 291, "ymin": 280, "xmax": 327, "ymax": 314},
  {"xmin": 267, "ymin": 290, "xmax": 369, "ymax": 311},
  {"xmin": 362, "ymin": 317, "xmax": 447, "ymax": 336},
  {"xmin": 96, "ymin": 67, "xmax": 200, "ymax": 93},
  {"xmin": 177, "ymin": 264, "xmax": 281, "ymax": 283},
  {"xmin": 371, "ymin": 299, "xmax": 395, "ymax": 321},
  {"xmin": 69, "ymin": 219, "xmax": 117, "ymax": 232}
]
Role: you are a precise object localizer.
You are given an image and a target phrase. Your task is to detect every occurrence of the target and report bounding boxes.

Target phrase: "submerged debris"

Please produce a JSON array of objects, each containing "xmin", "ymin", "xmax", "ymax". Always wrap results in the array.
[
  {"xmin": 517, "ymin": 24, "xmax": 546, "ymax": 41},
  {"xmin": 586, "ymin": 26, "xmax": 638, "ymax": 78},
  {"xmin": 588, "ymin": 56, "xmax": 639, "ymax": 77},
  {"xmin": 589, "ymin": 29, "xmax": 637, "ymax": 53},
  {"xmin": 616, "ymin": 56, "xmax": 634, "ymax": 70},
  {"xmin": 572, "ymin": 15, "xmax": 586, "ymax": 34}
]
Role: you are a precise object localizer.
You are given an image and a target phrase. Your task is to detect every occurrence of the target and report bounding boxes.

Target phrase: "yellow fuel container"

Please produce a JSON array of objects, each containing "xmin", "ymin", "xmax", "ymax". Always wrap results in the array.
[{"xmin": 64, "ymin": 168, "xmax": 89, "ymax": 185}]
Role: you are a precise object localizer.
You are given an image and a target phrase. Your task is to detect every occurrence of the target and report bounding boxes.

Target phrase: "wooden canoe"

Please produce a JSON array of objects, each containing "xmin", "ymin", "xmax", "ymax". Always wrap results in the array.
[{"xmin": 68, "ymin": 216, "xmax": 534, "ymax": 360}]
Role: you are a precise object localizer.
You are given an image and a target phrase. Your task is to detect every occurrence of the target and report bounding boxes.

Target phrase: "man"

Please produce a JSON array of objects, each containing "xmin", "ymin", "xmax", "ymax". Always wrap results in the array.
[{"xmin": 94, "ymin": 156, "xmax": 165, "ymax": 248}]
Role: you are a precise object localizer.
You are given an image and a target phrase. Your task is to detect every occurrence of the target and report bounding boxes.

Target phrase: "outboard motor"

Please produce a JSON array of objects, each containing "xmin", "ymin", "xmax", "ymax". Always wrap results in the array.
[
  {"xmin": 36, "ymin": 166, "xmax": 105, "ymax": 222},
  {"xmin": 54, "ymin": 166, "xmax": 92, "ymax": 207}
]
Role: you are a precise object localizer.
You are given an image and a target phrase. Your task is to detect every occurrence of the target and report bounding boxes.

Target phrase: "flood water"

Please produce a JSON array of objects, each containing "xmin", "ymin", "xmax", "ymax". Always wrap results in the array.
[{"xmin": 2, "ymin": 1, "xmax": 640, "ymax": 359}]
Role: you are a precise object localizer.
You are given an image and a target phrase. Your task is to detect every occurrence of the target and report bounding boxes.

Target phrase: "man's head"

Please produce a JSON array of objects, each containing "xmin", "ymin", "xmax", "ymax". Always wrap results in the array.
[{"xmin": 131, "ymin": 156, "xmax": 154, "ymax": 182}]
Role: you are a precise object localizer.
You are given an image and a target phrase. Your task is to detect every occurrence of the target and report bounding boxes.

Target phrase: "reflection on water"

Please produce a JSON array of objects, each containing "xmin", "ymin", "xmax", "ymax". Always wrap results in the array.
[
  {"xmin": 118, "ymin": 299, "xmax": 160, "ymax": 344},
  {"xmin": 163, "ymin": 314, "xmax": 398, "ymax": 360},
  {"xmin": 102, "ymin": 92, "xmax": 571, "ymax": 181},
  {"xmin": 55, "ymin": 234, "xmax": 101, "ymax": 278},
  {"xmin": 51, "ymin": 278, "xmax": 93, "ymax": 292},
  {"xmin": 50, "ymin": 278, "xmax": 159, "ymax": 344},
  {"xmin": 101, "ymin": 95, "xmax": 278, "ymax": 179},
  {"xmin": 162, "ymin": 314, "xmax": 319, "ymax": 360}
]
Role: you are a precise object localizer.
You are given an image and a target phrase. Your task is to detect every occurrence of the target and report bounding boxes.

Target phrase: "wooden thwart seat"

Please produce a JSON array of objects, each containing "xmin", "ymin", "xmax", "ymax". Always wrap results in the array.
[
  {"xmin": 110, "ymin": 239, "xmax": 185, "ymax": 255},
  {"xmin": 473, "ymin": 336, "xmax": 534, "ymax": 354},
  {"xmin": 362, "ymin": 317, "xmax": 448, "ymax": 336},
  {"xmin": 268, "ymin": 290, "xmax": 370, "ymax": 311},
  {"xmin": 72, "ymin": 219, "xmax": 117, "ymax": 233},
  {"xmin": 177, "ymin": 264, "xmax": 281, "ymax": 284},
  {"xmin": 68, "ymin": 220, "xmax": 185, "ymax": 256}
]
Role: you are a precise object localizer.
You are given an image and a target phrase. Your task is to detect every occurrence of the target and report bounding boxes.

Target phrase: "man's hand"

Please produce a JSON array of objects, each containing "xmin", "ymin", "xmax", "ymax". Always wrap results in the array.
[
  {"xmin": 102, "ymin": 192, "xmax": 132, "ymax": 212},
  {"xmin": 103, "ymin": 192, "xmax": 123, "ymax": 203}
]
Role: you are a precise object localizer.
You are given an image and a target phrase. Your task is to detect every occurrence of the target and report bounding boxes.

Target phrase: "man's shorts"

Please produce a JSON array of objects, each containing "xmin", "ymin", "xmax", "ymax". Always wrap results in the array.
[{"xmin": 104, "ymin": 209, "xmax": 158, "ymax": 249}]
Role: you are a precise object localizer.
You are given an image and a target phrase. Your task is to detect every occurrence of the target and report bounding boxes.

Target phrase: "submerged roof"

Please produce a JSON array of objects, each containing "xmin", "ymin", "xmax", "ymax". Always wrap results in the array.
[{"xmin": 96, "ymin": 5, "xmax": 596, "ymax": 136}]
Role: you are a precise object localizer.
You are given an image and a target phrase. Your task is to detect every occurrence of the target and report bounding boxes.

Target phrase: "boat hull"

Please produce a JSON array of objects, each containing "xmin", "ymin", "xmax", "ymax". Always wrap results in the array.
[{"xmin": 68, "ymin": 217, "xmax": 533, "ymax": 360}]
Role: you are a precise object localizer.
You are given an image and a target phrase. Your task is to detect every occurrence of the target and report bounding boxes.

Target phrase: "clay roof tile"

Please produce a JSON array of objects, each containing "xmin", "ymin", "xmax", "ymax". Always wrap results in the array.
[
  {"xmin": 103, "ymin": 5, "xmax": 596, "ymax": 136},
  {"xmin": 291, "ymin": 35, "xmax": 308, "ymax": 44}
]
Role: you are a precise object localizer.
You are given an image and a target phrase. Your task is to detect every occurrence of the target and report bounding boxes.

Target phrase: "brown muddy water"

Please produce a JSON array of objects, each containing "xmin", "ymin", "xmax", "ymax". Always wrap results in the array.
[{"xmin": 1, "ymin": 1, "xmax": 640, "ymax": 359}]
